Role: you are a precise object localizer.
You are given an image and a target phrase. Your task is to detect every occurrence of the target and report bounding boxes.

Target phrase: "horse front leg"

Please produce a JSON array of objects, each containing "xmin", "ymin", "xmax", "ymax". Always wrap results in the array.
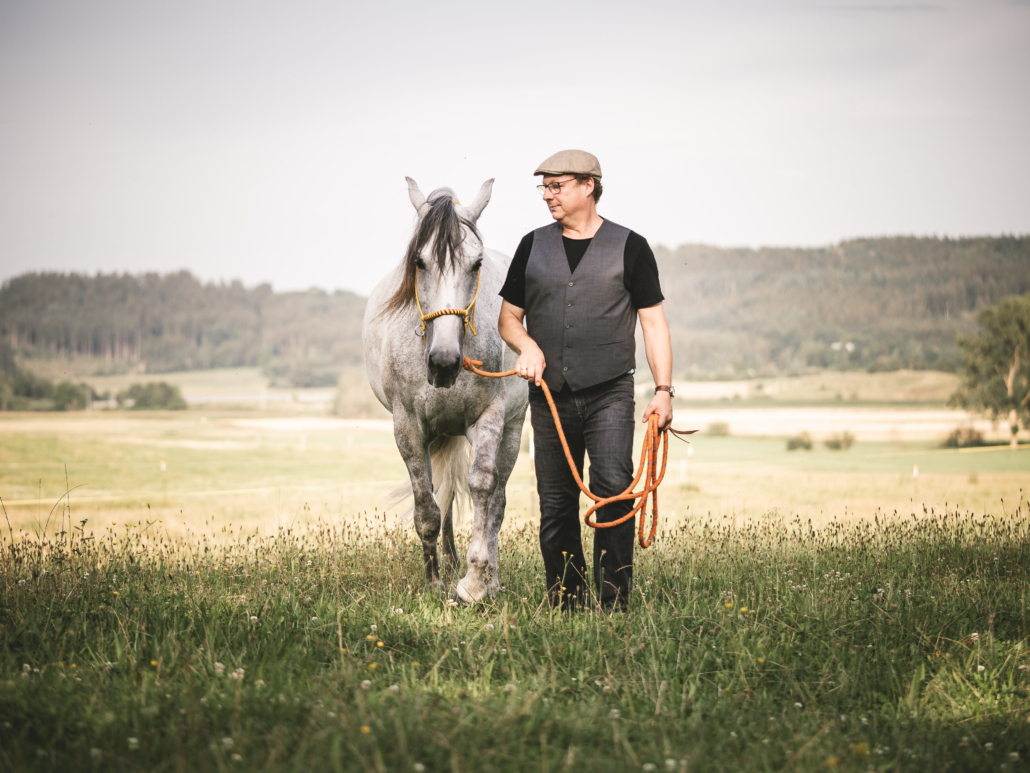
[
  {"xmin": 454, "ymin": 399, "xmax": 517, "ymax": 604},
  {"xmin": 393, "ymin": 414, "xmax": 443, "ymax": 593}
]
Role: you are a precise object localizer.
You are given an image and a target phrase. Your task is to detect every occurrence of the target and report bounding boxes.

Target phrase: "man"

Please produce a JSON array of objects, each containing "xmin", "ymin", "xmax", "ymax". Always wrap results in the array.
[{"xmin": 498, "ymin": 149, "xmax": 674, "ymax": 611}]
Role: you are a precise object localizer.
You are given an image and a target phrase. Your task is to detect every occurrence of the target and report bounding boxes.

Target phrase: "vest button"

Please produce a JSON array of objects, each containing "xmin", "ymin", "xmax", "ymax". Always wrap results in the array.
[
  {"xmin": 568, "ymin": 282, "xmax": 574, "ymax": 287},
  {"xmin": 567, "ymin": 302, "xmax": 572, "ymax": 307},
  {"xmin": 565, "ymin": 324, "xmax": 570, "ymax": 329},
  {"xmin": 563, "ymin": 367, "xmax": 568, "ymax": 371},
  {"xmin": 564, "ymin": 345, "xmax": 569, "ymax": 349}
]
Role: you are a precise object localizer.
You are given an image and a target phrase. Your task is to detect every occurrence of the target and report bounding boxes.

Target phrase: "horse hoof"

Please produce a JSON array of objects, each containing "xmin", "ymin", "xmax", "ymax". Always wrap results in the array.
[{"xmin": 452, "ymin": 579, "xmax": 481, "ymax": 606}]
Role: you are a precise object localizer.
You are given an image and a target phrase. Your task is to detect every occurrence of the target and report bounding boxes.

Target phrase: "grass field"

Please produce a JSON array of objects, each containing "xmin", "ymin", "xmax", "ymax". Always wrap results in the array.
[
  {"xmin": 2, "ymin": 506, "xmax": 1028, "ymax": 772},
  {"xmin": 1, "ymin": 385, "xmax": 1029, "ymax": 771}
]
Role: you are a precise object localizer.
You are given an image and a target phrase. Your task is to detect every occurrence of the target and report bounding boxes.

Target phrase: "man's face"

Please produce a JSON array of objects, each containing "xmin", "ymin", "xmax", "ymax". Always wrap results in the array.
[{"xmin": 540, "ymin": 175, "xmax": 594, "ymax": 222}]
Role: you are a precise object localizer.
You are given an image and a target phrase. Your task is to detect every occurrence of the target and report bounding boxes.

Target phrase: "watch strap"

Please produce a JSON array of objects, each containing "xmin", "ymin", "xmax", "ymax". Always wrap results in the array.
[{"xmin": 655, "ymin": 385, "xmax": 673, "ymax": 394}]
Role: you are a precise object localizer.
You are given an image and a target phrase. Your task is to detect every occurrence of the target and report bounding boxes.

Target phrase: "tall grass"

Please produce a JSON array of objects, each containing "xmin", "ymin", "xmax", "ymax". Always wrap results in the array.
[{"xmin": 1, "ymin": 503, "xmax": 1028, "ymax": 772}]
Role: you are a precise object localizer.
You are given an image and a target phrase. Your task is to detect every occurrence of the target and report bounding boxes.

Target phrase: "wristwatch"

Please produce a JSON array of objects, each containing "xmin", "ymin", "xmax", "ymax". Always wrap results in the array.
[{"xmin": 655, "ymin": 385, "xmax": 676, "ymax": 398}]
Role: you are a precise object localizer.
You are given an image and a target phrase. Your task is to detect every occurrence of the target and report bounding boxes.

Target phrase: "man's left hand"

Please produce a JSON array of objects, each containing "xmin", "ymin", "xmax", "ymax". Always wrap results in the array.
[{"xmin": 643, "ymin": 392, "xmax": 673, "ymax": 430}]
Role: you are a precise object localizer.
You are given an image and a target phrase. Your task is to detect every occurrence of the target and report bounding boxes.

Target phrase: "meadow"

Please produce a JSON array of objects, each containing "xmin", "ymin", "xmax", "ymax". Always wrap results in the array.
[{"xmin": 1, "ymin": 374, "xmax": 1029, "ymax": 771}]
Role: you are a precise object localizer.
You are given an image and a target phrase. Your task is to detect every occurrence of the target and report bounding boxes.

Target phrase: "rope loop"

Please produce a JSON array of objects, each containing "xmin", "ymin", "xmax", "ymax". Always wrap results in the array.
[{"xmin": 462, "ymin": 357, "xmax": 696, "ymax": 548}]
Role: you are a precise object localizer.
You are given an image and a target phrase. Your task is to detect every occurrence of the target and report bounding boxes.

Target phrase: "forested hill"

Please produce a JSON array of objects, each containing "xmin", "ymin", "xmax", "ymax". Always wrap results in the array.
[
  {"xmin": 2, "ymin": 236, "xmax": 1029, "ymax": 383},
  {"xmin": 655, "ymin": 235, "xmax": 1030, "ymax": 375},
  {"xmin": 0, "ymin": 271, "xmax": 365, "ymax": 386}
]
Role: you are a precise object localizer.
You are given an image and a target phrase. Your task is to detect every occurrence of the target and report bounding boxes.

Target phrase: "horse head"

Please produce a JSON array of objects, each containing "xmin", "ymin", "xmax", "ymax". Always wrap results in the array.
[{"xmin": 402, "ymin": 177, "xmax": 494, "ymax": 388}]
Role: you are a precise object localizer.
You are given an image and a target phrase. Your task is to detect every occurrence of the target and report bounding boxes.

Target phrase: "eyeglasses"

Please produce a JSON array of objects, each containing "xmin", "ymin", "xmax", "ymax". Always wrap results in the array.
[{"xmin": 536, "ymin": 178, "xmax": 579, "ymax": 195}]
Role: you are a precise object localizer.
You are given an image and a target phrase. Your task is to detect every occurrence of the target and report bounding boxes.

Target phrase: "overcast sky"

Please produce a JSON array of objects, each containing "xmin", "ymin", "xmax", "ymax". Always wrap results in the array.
[{"xmin": 1, "ymin": 0, "xmax": 1027, "ymax": 296}]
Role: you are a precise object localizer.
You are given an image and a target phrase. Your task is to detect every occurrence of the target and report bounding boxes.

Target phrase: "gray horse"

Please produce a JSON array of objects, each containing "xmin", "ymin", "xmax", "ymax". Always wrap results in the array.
[{"xmin": 363, "ymin": 178, "xmax": 528, "ymax": 602}]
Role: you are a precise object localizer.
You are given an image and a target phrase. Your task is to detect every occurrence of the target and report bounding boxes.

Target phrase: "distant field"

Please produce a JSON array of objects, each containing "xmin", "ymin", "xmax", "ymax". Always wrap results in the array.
[
  {"xmin": 664, "ymin": 369, "xmax": 960, "ymax": 405},
  {"xmin": 19, "ymin": 362, "xmax": 960, "ymax": 409},
  {"xmin": 0, "ymin": 406, "xmax": 1025, "ymax": 539}
]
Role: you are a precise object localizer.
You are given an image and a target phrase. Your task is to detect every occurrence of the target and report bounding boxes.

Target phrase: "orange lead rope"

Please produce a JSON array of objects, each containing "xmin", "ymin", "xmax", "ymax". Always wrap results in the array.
[{"xmin": 462, "ymin": 358, "xmax": 696, "ymax": 548}]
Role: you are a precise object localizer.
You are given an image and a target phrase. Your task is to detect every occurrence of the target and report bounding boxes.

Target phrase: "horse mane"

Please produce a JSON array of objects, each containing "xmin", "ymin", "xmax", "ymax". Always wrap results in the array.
[{"xmin": 381, "ymin": 190, "xmax": 481, "ymax": 318}]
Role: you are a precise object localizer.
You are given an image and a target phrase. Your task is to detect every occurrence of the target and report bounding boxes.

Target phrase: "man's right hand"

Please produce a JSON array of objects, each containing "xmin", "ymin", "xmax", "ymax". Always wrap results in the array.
[{"xmin": 514, "ymin": 345, "xmax": 546, "ymax": 386}]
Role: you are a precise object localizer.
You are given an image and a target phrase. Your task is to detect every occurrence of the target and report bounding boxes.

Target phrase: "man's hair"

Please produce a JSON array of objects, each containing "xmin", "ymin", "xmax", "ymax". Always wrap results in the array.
[{"xmin": 573, "ymin": 174, "xmax": 603, "ymax": 204}]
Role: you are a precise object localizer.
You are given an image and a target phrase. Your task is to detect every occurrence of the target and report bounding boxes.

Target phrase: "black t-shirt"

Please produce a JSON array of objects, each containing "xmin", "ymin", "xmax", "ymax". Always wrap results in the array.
[{"xmin": 498, "ymin": 227, "xmax": 664, "ymax": 310}]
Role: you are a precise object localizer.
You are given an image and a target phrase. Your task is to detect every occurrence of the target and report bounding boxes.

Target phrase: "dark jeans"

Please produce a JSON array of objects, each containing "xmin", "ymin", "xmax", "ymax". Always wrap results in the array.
[{"xmin": 529, "ymin": 374, "xmax": 635, "ymax": 611}]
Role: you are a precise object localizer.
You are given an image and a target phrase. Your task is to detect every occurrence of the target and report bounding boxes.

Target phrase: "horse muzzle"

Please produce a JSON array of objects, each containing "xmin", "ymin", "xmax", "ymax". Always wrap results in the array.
[{"xmin": 427, "ymin": 347, "xmax": 462, "ymax": 388}]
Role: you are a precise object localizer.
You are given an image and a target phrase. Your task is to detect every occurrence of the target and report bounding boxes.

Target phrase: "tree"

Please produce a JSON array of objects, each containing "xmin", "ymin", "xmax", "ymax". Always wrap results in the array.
[{"xmin": 950, "ymin": 293, "xmax": 1030, "ymax": 448}]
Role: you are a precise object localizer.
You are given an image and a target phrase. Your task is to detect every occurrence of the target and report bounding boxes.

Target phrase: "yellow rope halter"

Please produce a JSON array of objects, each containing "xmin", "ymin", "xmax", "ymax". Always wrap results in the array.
[{"xmin": 414, "ymin": 267, "xmax": 481, "ymax": 343}]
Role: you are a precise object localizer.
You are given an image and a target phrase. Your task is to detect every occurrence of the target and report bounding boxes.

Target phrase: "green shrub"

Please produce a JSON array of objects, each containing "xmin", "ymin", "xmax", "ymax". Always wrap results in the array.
[
  {"xmin": 117, "ymin": 382, "xmax": 187, "ymax": 410},
  {"xmin": 824, "ymin": 431, "xmax": 855, "ymax": 451},
  {"xmin": 942, "ymin": 426, "xmax": 985, "ymax": 448},
  {"xmin": 51, "ymin": 380, "xmax": 89, "ymax": 411},
  {"xmin": 786, "ymin": 431, "xmax": 813, "ymax": 451}
]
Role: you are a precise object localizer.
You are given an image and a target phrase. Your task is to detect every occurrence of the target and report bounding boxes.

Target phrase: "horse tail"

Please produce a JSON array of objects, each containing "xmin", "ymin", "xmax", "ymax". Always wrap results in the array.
[{"xmin": 383, "ymin": 436, "xmax": 472, "ymax": 529}]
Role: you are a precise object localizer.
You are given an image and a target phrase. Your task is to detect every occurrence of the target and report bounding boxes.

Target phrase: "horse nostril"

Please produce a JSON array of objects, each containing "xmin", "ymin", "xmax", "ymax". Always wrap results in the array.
[
  {"xmin": 429, "ymin": 350, "xmax": 461, "ymax": 371},
  {"xmin": 427, "ymin": 349, "xmax": 462, "ymax": 387}
]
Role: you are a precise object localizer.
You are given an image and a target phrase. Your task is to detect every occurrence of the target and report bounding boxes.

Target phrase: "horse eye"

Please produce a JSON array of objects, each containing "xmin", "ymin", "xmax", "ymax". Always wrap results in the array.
[
  {"xmin": 471, "ymin": 258, "xmax": 483, "ymax": 272},
  {"xmin": 414, "ymin": 257, "xmax": 427, "ymax": 270}
]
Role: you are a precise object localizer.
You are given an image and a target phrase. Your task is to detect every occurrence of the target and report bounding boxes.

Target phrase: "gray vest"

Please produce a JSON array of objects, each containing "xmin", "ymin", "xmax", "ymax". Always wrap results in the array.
[{"xmin": 525, "ymin": 219, "xmax": 636, "ymax": 392}]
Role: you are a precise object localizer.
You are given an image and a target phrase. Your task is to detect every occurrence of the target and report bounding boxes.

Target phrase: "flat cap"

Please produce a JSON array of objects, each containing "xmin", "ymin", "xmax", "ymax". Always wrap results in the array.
[{"xmin": 534, "ymin": 149, "xmax": 602, "ymax": 178}]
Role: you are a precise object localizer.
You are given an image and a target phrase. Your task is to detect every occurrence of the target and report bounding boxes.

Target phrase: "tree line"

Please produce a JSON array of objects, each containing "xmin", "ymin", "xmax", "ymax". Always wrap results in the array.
[
  {"xmin": 0, "ymin": 271, "xmax": 365, "ymax": 386},
  {"xmin": 2, "ymin": 236, "xmax": 1028, "ymax": 382}
]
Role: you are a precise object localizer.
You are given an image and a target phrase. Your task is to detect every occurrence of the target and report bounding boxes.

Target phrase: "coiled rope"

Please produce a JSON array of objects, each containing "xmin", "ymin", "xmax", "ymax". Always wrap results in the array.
[{"xmin": 462, "ymin": 358, "xmax": 696, "ymax": 548}]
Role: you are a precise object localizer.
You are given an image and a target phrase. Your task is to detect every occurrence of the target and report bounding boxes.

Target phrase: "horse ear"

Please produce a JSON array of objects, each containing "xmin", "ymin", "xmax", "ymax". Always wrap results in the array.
[
  {"xmin": 462, "ymin": 178, "xmax": 494, "ymax": 223},
  {"xmin": 405, "ymin": 177, "xmax": 429, "ymax": 219}
]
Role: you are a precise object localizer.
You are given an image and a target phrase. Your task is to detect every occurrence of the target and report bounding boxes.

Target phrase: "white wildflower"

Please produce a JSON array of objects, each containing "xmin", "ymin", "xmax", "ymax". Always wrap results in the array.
[
  {"xmin": 214, "ymin": 662, "xmax": 225, "ymax": 675},
  {"xmin": 127, "ymin": 738, "xmax": 139, "ymax": 751},
  {"xmin": 222, "ymin": 737, "xmax": 234, "ymax": 750},
  {"xmin": 504, "ymin": 684, "xmax": 516, "ymax": 692},
  {"xmin": 360, "ymin": 680, "xmax": 371, "ymax": 690}
]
